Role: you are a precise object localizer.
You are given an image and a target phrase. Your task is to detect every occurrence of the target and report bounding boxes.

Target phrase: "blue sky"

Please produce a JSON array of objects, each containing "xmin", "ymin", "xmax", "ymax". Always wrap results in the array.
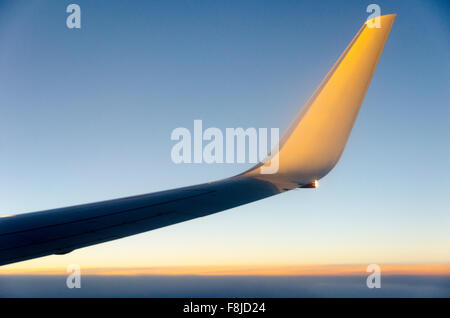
[{"xmin": 0, "ymin": 0, "xmax": 449, "ymax": 269}]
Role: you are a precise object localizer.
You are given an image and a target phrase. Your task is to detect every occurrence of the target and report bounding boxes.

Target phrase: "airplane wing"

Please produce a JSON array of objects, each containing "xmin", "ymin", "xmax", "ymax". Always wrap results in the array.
[{"xmin": 0, "ymin": 14, "xmax": 396, "ymax": 266}]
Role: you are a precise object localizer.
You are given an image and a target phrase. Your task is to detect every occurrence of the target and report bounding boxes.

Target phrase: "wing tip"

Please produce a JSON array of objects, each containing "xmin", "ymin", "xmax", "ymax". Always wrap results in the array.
[{"xmin": 365, "ymin": 13, "xmax": 397, "ymax": 26}]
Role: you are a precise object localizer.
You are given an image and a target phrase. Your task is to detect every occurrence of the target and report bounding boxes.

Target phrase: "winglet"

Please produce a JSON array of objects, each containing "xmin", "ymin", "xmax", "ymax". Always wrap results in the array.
[{"xmin": 245, "ymin": 14, "xmax": 396, "ymax": 187}]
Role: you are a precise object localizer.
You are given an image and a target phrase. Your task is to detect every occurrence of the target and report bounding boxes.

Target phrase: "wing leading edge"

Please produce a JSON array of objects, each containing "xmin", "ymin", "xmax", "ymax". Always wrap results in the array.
[{"xmin": 0, "ymin": 15, "xmax": 396, "ymax": 266}]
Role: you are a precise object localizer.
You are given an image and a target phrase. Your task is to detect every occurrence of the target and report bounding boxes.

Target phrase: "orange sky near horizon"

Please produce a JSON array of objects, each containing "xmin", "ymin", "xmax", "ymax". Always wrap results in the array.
[{"xmin": 1, "ymin": 264, "xmax": 449, "ymax": 276}]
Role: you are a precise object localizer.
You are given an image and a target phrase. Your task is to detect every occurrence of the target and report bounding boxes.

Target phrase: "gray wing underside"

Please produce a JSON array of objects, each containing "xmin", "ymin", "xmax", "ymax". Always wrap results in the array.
[{"xmin": 0, "ymin": 176, "xmax": 281, "ymax": 266}]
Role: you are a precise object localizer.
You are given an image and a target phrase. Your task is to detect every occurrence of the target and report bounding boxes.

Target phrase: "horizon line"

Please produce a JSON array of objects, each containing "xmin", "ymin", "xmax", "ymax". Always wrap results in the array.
[{"xmin": 1, "ymin": 264, "xmax": 449, "ymax": 276}]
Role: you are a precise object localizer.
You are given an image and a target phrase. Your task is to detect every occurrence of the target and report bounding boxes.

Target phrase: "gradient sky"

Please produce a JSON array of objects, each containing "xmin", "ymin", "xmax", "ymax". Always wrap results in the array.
[{"xmin": 0, "ymin": 0, "xmax": 449, "ymax": 271}]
